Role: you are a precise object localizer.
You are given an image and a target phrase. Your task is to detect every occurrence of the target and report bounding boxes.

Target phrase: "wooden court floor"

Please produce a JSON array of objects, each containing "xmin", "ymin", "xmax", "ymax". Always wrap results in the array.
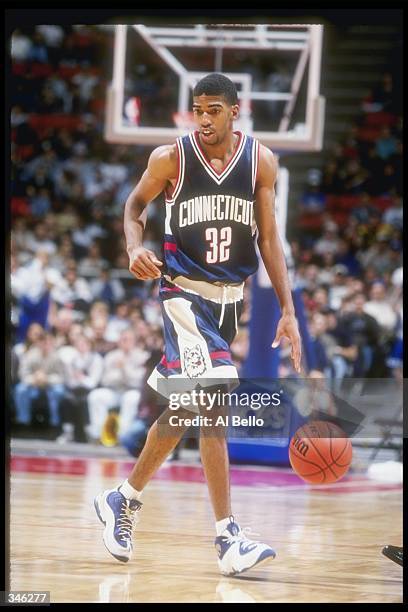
[{"xmin": 9, "ymin": 458, "xmax": 402, "ymax": 603}]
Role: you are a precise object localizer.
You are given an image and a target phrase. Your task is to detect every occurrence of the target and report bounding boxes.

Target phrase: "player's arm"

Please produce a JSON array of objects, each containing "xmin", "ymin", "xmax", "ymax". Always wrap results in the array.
[
  {"xmin": 254, "ymin": 145, "xmax": 301, "ymax": 372},
  {"xmin": 124, "ymin": 144, "xmax": 177, "ymax": 280}
]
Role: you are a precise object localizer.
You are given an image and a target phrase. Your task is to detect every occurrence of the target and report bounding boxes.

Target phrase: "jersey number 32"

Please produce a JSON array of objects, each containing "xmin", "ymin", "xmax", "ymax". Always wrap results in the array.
[{"xmin": 205, "ymin": 227, "xmax": 232, "ymax": 264}]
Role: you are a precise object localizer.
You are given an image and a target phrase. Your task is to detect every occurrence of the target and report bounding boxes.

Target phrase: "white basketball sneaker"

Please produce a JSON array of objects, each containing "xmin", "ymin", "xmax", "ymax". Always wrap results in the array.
[
  {"xmin": 215, "ymin": 518, "xmax": 276, "ymax": 576},
  {"xmin": 94, "ymin": 488, "xmax": 142, "ymax": 563}
]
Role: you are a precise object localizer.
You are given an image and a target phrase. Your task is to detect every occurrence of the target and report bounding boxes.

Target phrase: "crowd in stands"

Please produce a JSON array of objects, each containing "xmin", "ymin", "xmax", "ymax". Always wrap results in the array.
[
  {"xmin": 10, "ymin": 26, "xmax": 403, "ymax": 449},
  {"xmin": 292, "ymin": 68, "xmax": 402, "ymax": 383}
]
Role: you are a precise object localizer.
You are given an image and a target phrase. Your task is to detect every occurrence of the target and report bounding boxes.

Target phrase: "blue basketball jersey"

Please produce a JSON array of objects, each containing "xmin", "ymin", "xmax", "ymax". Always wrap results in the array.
[{"xmin": 163, "ymin": 130, "xmax": 260, "ymax": 283}]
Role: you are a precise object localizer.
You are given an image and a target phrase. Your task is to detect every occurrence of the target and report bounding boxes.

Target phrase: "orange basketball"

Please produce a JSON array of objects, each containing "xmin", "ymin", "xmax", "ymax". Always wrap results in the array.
[{"xmin": 289, "ymin": 420, "xmax": 352, "ymax": 484}]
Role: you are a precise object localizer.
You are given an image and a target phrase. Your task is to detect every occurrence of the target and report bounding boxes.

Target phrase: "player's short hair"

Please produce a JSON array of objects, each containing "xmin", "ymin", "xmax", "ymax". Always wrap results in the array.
[{"xmin": 193, "ymin": 73, "xmax": 238, "ymax": 105}]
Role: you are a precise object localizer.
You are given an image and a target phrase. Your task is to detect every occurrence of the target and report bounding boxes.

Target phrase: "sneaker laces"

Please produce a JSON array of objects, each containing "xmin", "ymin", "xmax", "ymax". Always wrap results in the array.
[
  {"xmin": 117, "ymin": 500, "xmax": 142, "ymax": 541},
  {"xmin": 241, "ymin": 527, "xmax": 260, "ymax": 541},
  {"xmin": 224, "ymin": 525, "xmax": 260, "ymax": 547}
]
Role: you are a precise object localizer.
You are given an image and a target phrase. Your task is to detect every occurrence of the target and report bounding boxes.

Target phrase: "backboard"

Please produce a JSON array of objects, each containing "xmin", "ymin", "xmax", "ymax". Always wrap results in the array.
[{"xmin": 105, "ymin": 24, "xmax": 325, "ymax": 151}]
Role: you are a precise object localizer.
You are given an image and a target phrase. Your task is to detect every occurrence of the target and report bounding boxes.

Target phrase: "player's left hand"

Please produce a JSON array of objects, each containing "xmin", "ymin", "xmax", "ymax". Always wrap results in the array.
[{"xmin": 272, "ymin": 314, "xmax": 302, "ymax": 373}]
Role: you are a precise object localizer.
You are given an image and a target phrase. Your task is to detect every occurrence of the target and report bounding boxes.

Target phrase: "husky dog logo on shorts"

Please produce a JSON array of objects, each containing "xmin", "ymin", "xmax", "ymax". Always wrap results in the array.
[{"xmin": 184, "ymin": 345, "xmax": 206, "ymax": 378}]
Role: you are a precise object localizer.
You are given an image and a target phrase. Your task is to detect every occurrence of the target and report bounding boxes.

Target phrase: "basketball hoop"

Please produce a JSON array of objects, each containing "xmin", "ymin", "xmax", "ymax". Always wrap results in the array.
[
  {"xmin": 173, "ymin": 111, "xmax": 196, "ymax": 131},
  {"xmin": 107, "ymin": 24, "xmax": 325, "ymax": 149}
]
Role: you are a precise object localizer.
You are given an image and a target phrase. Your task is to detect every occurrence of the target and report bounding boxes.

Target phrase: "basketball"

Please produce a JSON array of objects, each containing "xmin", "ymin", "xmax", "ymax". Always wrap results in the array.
[{"xmin": 289, "ymin": 421, "xmax": 352, "ymax": 484}]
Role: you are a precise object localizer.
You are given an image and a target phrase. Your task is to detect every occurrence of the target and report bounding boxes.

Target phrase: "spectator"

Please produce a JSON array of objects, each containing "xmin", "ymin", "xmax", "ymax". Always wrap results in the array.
[
  {"xmin": 350, "ymin": 192, "xmax": 378, "ymax": 225},
  {"xmin": 316, "ymin": 252, "xmax": 336, "ymax": 285},
  {"xmin": 89, "ymin": 265, "xmax": 126, "ymax": 307},
  {"xmin": 341, "ymin": 124, "xmax": 362, "ymax": 160},
  {"xmin": 50, "ymin": 260, "xmax": 93, "ymax": 312},
  {"xmin": 132, "ymin": 318, "xmax": 153, "ymax": 348},
  {"xmin": 310, "ymin": 311, "xmax": 339, "ymax": 371},
  {"xmin": 334, "ymin": 239, "xmax": 361, "ymax": 276},
  {"xmin": 370, "ymin": 72, "xmax": 400, "ymax": 114},
  {"xmin": 11, "ymin": 218, "xmax": 31, "ymax": 256},
  {"xmin": 386, "ymin": 302, "xmax": 403, "ymax": 380},
  {"xmin": 391, "ymin": 266, "xmax": 403, "ymax": 294},
  {"xmin": 375, "ymin": 127, "xmax": 398, "ymax": 161},
  {"xmin": 296, "ymin": 263, "xmax": 320, "ymax": 292},
  {"xmin": 338, "ymin": 292, "xmax": 382, "ymax": 377},
  {"xmin": 84, "ymin": 166, "xmax": 113, "ymax": 200},
  {"xmin": 71, "ymin": 215, "xmax": 97, "ymax": 258},
  {"xmin": 58, "ymin": 333, "xmax": 103, "ymax": 443},
  {"xmin": 87, "ymin": 329, "xmax": 149, "ymax": 442},
  {"xmin": 322, "ymin": 160, "xmax": 343, "ymax": 194},
  {"xmin": 11, "ymin": 29, "xmax": 33, "ymax": 62},
  {"xmin": 49, "ymin": 306, "xmax": 77, "ymax": 348},
  {"xmin": 52, "ymin": 234, "xmax": 75, "ymax": 272},
  {"xmin": 299, "ymin": 184, "xmax": 327, "ymax": 215},
  {"xmin": 105, "ymin": 301, "xmax": 132, "ymax": 342},
  {"xmin": 13, "ymin": 322, "xmax": 46, "ymax": 361},
  {"xmin": 328, "ymin": 265, "xmax": 350, "ymax": 311},
  {"xmin": 11, "ymin": 250, "xmax": 62, "ymax": 342},
  {"xmin": 307, "ymin": 287, "xmax": 330, "ymax": 313},
  {"xmin": 119, "ymin": 373, "xmax": 164, "ymax": 458},
  {"xmin": 86, "ymin": 316, "xmax": 116, "ymax": 356},
  {"xmin": 24, "ymin": 222, "xmax": 57, "ymax": 256},
  {"xmin": 27, "ymin": 31, "xmax": 49, "ymax": 64},
  {"xmin": 313, "ymin": 222, "xmax": 341, "ymax": 257},
  {"xmin": 364, "ymin": 281, "xmax": 398, "ymax": 333},
  {"xmin": 343, "ymin": 159, "xmax": 369, "ymax": 195},
  {"xmin": 382, "ymin": 196, "xmax": 403, "ymax": 230},
  {"xmin": 308, "ymin": 314, "xmax": 330, "ymax": 375},
  {"xmin": 29, "ymin": 187, "xmax": 52, "ymax": 217},
  {"xmin": 13, "ymin": 332, "xmax": 65, "ymax": 430},
  {"xmin": 56, "ymin": 322, "xmax": 83, "ymax": 364},
  {"xmin": 87, "ymin": 300, "xmax": 110, "ymax": 323},
  {"xmin": 55, "ymin": 169, "xmax": 82, "ymax": 203},
  {"xmin": 358, "ymin": 230, "xmax": 399, "ymax": 277},
  {"xmin": 142, "ymin": 289, "xmax": 163, "ymax": 327},
  {"xmin": 53, "ymin": 205, "xmax": 79, "ymax": 234},
  {"xmin": 78, "ymin": 242, "xmax": 108, "ymax": 277},
  {"xmin": 50, "ymin": 127, "xmax": 74, "ymax": 159},
  {"xmin": 144, "ymin": 326, "xmax": 164, "ymax": 355},
  {"xmin": 38, "ymin": 84, "xmax": 64, "ymax": 114},
  {"xmin": 71, "ymin": 63, "xmax": 99, "ymax": 108},
  {"xmin": 323, "ymin": 299, "xmax": 358, "ymax": 383},
  {"xmin": 35, "ymin": 25, "xmax": 65, "ymax": 49}
]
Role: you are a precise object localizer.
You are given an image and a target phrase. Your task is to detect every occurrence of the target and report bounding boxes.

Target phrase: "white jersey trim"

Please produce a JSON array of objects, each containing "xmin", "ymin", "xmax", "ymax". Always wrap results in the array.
[
  {"xmin": 251, "ymin": 138, "xmax": 260, "ymax": 194},
  {"xmin": 164, "ymin": 138, "xmax": 185, "ymax": 234},
  {"xmin": 189, "ymin": 131, "xmax": 247, "ymax": 186},
  {"xmin": 165, "ymin": 137, "xmax": 185, "ymax": 203}
]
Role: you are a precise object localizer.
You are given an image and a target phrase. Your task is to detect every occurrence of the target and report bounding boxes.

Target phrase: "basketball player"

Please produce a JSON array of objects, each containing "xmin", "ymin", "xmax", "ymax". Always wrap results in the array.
[{"xmin": 94, "ymin": 74, "xmax": 301, "ymax": 575}]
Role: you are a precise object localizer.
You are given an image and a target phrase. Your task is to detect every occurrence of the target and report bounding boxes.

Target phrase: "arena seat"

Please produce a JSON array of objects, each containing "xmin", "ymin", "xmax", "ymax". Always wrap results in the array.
[
  {"xmin": 364, "ymin": 112, "xmax": 398, "ymax": 128},
  {"xmin": 356, "ymin": 127, "xmax": 382, "ymax": 142},
  {"xmin": 372, "ymin": 195, "xmax": 394, "ymax": 211},
  {"xmin": 29, "ymin": 114, "xmax": 82, "ymax": 135}
]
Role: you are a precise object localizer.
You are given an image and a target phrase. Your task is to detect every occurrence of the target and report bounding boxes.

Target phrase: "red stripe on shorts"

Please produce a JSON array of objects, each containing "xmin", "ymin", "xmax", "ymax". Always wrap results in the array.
[
  {"xmin": 164, "ymin": 242, "xmax": 177, "ymax": 251},
  {"xmin": 161, "ymin": 355, "xmax": 181, "ymax": 369},
  {"xmin": 210, "ymin": 351, "xmax": 231, "ymax": 361}
]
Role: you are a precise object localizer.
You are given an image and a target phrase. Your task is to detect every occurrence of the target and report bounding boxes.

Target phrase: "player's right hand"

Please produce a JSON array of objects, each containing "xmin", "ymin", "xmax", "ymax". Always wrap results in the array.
[{"xmin": 128, "ymin": 246, "xmax": 163, "ymax": 280}]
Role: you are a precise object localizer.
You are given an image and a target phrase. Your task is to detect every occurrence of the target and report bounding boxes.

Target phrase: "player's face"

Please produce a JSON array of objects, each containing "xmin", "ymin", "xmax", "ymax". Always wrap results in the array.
[{"xmin": 192, "ymin": 95, "xmax": 239, "ymax": 145}]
